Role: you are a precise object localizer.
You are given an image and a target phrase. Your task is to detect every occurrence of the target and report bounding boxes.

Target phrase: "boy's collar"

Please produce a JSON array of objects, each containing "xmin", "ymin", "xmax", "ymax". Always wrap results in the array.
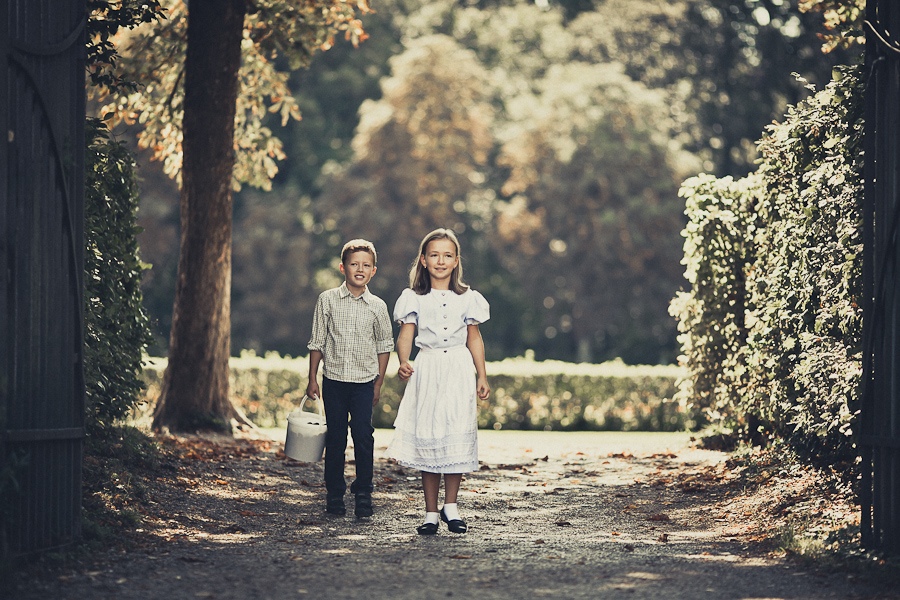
[{"xmin": 339, "ymin": 281, "xmax": 370, "ymax": 301}]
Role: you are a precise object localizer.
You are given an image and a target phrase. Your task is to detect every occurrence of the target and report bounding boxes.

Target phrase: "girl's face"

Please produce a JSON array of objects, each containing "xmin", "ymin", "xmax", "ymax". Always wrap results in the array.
[{"xmin": 421, "ymin": 238, "xmax": 459, "ymax": 288}]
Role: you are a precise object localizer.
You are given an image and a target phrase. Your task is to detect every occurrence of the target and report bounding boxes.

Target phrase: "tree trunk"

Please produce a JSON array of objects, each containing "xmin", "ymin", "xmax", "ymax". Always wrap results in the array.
[{"xmin": 153, "ymin": 0, "xmax": 248, "ymax": 432}]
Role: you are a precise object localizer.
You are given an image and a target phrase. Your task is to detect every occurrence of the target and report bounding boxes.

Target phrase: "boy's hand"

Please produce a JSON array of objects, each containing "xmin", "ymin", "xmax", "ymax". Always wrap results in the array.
[
  {"xmin": 398, "ymin": 361, "xmax": 414, "ymax": 381},
  {"xmin": 476, "ymin": 376, "xmax": 491, "ymax": 400},
  {"xmin": 306, "ymin": 381, "xmax": 320, "ymax": 400},
  {"xmin": 373, "ymin": 382, "xmax": 382, "ymax": 406}
]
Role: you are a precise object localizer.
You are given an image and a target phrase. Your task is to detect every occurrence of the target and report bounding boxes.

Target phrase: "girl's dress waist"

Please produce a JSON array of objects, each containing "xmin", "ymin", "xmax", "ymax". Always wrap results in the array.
[{"xmin": 416, "ymin": 345, "xmax": 468, "ymax": 355}]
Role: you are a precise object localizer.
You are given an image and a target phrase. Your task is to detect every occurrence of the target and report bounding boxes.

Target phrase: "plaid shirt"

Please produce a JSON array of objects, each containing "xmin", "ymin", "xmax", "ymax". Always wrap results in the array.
[{"xmin": 308, "ymin": 282, "xmax": 394, "ymax": 383}]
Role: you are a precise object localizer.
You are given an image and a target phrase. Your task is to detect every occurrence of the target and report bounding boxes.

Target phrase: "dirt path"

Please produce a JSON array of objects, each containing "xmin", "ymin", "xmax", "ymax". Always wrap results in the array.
[{"xmin": 11, "ymin": 430, "xmax": 895, "ymax": 600}]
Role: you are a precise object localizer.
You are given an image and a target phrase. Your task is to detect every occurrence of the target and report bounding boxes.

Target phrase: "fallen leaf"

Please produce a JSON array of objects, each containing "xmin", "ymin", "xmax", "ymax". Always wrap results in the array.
[
  {"xmin": 555, "ymin": 520, "xmax": 572, "ymax": 527},
  {"xmin": 648, "ymin": 514, "xmax": 670, "ymax": 522},
  {"xmin": 657, "ymin": 534, "xmax": 669, "ymax": 543},
  {"xmin": 448, "ymin": 554, "xmax": 472, "ymax": 559},
  {"xmin": 650, "ymin": 452, "xmax": 678, "ymax": 459},
  {"xmin": 623, "ymin": 544, "xmax": 635, "ymax": 552},
  {"xmin": 179, "ymin": 556, "xmax": 205, "ymax": 563},
  {"xmin": 215, "ymin": 479, "xmax": 229, "ymax": 485}
]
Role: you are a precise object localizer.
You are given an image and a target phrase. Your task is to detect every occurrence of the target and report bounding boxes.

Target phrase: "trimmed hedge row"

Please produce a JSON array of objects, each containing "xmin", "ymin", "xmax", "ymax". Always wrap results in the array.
[
  {"xmin": 137, "ymin": 353, "xmax": 689, "ymax": 431},
  {"xmin": 670, "ymin": 66, "xmax": 863, "ymax": 462}
]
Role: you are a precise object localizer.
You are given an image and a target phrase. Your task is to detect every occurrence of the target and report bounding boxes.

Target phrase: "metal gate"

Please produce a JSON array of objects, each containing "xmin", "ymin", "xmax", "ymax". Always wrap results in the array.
[
  {"xmin": 1, "ymin": 0, "xmax": 86, "ymax": 557},
  {"xmin": 861, "ymin": 0, "xmax": 900, "ymax": 554}
]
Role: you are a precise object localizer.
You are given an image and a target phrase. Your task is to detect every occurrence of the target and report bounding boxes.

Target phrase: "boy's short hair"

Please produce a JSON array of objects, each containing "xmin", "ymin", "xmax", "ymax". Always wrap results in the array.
[{"xmin": 341, "ymin": 239, "xmax": 378, "ymax": 265}]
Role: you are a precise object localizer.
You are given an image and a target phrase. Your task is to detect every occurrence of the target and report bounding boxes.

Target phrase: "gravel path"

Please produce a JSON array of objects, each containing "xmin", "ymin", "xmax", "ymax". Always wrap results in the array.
[{"xmin": 11, "ymin": 430, "xmax": 895, "ymax": 600}]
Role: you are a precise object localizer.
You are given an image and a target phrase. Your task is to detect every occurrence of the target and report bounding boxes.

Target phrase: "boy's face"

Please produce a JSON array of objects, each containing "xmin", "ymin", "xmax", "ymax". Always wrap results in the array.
[{"xmin": 340, "ymin": 250, "xmax": 376, "ymax": 294}]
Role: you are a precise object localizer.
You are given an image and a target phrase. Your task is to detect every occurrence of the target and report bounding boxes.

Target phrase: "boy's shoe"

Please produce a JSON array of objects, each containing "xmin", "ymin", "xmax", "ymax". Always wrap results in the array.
[
  {"xmin": 326, "ymin": 495, "xmax": 346, "ymax": 516},
  {"xmin": 354, "ymin": 493, "xmax": 373, "ymax": 518}
]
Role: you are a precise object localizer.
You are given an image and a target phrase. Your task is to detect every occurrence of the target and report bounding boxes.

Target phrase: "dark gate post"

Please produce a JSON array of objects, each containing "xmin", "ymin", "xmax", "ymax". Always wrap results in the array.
[
  {"xmin": 861, "ymin": 0, "xmax": 900, "ymax": 554},
  {"xmin": 1, "ymin": 0, "xmax": 86, "ymax": 557}
]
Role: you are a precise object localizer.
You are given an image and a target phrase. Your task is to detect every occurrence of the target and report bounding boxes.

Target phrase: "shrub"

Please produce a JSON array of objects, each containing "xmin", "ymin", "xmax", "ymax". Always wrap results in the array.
[
  {"xmin": 138, "ymin": 352, "xmax": 689, "ymax": 431},
  {"xmin": 670, "ymin": 173, "xmax": 762, "ymax": 427},
  {"xmin": 84, "ymin": 119, "xmax": 152, "ymax": 435},
  {"xmin": 746, "ymin": 66, "xmax": 863, "ymax": 461},
  {"xmin": 671, "ymin": 66, "xmax": 864, "ymax": 464}
]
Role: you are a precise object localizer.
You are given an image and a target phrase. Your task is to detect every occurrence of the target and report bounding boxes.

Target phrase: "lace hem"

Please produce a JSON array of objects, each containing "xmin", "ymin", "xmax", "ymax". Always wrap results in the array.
[{"xmin": 387, "ymin": 427, "xmax": 478, "ymax": 473}]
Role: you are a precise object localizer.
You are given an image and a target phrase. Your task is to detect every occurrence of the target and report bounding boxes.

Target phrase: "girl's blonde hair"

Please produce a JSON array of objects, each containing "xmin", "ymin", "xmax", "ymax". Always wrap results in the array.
[{"xmin": 409, "ymin": 228, "xmax": 470, "ymax": 295}]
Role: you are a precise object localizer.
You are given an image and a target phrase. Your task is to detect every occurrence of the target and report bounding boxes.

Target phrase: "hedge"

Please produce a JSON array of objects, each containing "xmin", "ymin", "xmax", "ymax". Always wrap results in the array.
[
  {"xmin": 84, "ymin": 119, "xmax": 152, "ymax": 434},
  {"xmin": 670, "ymin": 66, "xmax": 863, "ymax": 463},
  {"xmin": 137, "ymin": 352, "xmax": 689, "ymax": 432}
]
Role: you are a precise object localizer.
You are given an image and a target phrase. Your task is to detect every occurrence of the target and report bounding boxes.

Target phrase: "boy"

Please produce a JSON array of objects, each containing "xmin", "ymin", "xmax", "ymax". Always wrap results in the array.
[{"xmin": 307, "ymin": 239, "xmax": 394, "ymax": 517}]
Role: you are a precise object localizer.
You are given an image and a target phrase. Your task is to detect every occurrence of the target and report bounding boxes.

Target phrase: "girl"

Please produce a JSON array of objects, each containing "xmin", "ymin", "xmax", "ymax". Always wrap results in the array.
[{"xmin": 387, "ymin": 228, "xmax": 491, "ymax": 534}]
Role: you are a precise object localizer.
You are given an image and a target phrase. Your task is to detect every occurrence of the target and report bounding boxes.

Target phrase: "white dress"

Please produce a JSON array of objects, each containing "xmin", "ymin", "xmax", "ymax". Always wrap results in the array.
[{"xmin": 386, "ymin": 288, "xmax": 490, "ymax": 473}]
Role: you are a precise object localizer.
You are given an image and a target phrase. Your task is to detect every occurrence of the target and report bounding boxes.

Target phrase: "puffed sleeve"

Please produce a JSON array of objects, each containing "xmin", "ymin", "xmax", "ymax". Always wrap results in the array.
[
  {"xmin": 393, "ymin": 288, "xmax": 419, "ymax": 324},
  {"xmin": 464, "ymin": 289, "xmax": 490, "ymax": 325}
]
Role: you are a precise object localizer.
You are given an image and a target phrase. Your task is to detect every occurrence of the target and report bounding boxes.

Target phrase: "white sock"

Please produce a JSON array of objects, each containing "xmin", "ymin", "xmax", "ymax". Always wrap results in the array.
[
  {"xmin": 424, "ymin": 511, "xmax": 440, "ymax": 525},
  {"xmin": 442, "ymin": 503, "xmax": 461, "ymax": 521}
]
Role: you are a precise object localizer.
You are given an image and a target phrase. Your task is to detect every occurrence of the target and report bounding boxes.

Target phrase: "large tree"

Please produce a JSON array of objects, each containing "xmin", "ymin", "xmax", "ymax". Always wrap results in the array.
[{"xmin": 97, "ymin": 0, "xmax": 368, "ymax": 431}]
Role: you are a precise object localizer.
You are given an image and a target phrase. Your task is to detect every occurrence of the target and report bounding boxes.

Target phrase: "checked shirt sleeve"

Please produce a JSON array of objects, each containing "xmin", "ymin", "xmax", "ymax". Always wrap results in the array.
[
  {"xmin": 374, "ymin": 301, "xmax": 395, "ymax": 354},
  {"xmin": 307, "ymin": 293, "xmax": 328, "ymax": 352}
]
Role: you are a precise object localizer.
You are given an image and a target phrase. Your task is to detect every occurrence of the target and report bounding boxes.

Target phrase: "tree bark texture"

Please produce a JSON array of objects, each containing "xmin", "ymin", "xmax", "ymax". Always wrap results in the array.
[{"xmin": 153, "ymin": 0, "xmax": 247, "ymax": 432}]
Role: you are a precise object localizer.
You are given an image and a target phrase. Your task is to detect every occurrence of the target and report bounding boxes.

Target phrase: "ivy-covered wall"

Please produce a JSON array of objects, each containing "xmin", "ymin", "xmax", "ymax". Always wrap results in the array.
[{"xmin": 670, "ymin": 66, "xmax": 864, "ymax": 464}]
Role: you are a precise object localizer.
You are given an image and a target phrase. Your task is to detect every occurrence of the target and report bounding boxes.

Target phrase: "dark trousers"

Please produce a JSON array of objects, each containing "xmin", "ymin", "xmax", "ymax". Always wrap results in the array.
[{"xmin": 322, "ymin": 377, "xmax": 375, "ymax": 498}]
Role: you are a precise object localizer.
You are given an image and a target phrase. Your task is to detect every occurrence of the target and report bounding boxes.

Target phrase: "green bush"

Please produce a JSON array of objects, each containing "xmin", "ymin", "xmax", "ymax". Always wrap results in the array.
[
  {"xmin": 84, "ymin": 119, "xmax": 152, "ymax": 435},
  {"xmin": 138, "ymin": 352, "xmax": 689, "ymax": 431},
  {"xmin": 671, "ymin": 66, "xmax": 863, "ymax": 463},
  {"xmin": 670, "ymin": 173, "xmax": 762, "ymax": 426},
  {"xmin": 747, "ymin": 66, "xmax": 863, "ymax": 460}
]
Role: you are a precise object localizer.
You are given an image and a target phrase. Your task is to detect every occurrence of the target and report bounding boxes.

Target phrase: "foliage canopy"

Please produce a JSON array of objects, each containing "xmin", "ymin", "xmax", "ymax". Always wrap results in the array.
[{"xmin": 94, "ymin": 0, "xmax": 369, "ymax": 190}]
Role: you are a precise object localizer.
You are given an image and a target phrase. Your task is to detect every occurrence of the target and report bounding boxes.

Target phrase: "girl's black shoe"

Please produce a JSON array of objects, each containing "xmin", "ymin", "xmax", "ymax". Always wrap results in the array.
[
  {"xmin": 440, "ymin": 508, "xmax": 468, "ymax": 534},
  {"xmin": 416, "ymin": 522, "xmax": 439, "ymax": 535}
]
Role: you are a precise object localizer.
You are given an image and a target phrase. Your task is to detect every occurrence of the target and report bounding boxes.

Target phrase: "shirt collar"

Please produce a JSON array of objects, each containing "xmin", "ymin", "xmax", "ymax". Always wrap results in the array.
[{"xmin": 339, "ymin": 281, "xmax": 371, "ymax": 303}]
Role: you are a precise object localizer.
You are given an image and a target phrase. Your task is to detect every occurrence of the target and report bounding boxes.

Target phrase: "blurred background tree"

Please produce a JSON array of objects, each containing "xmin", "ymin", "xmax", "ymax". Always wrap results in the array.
[{"xmin": 129, "ymin": 0, "xmax": 852, "ymax": 364}]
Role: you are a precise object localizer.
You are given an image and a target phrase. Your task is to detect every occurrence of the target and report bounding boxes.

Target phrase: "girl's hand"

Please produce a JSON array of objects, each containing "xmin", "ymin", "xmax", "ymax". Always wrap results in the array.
[
  {"xmin": 398, "ymin": 361, "xmax": 414, "ymax": 381},
  {"xmin": 476, "ymin": 376, "xmax": 490, "ymax": 400}
]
